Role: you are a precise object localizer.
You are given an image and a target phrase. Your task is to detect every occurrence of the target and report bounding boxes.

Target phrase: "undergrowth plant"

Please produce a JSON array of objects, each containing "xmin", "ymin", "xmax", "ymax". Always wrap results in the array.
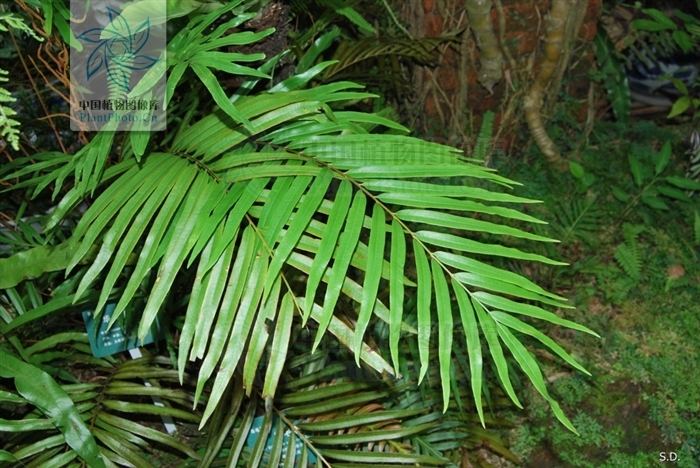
[
  {"xmin": 631, "ymin": 4, "xmax": 700, "ymax": 121},
  {"xmin": 287, "ymin": 1, "xmax": 451, "ymax": 109},
  {"xmin": 1, "ymin": 0, "xmax": 598, "ymax": 466},
  {"xmin": 614, "ymin": 223, "xmax": 644, "ymax": 281},
  {"xmin": 488, "ymin": 110, "xmax": 700, "ymax": 468},
  {"xmin": 0, "ymin": 68, "xmax": 19, "ymax": 151},
  {"xmin": 0, "ymin": 10, "xmax": 43, "ymax": 151},
  {"xmin": 611, "ymin": 140, "xmax": 700, "ymax": 226},
  {"xmin": 596, "ymin": 3, "xmax": 700, "ymax": 124},
  {"xmin": 492, "ymin": 117, "xmax": 699, "ymax": 307}
]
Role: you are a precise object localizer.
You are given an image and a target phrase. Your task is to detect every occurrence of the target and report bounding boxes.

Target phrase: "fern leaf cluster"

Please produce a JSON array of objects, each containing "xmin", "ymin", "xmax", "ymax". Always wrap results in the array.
[
  {"xmin": 0, "ymin": 338, "xmax": 200, "ymax": 468},
  {"xmin": 473, "ymin": 111, "xmax": 494, "ymax": 161},
  {"xmin": 614, "ymin": 223, "xmax": 644, "ymax": 279},
  {"xmin": 0, "ymin": 329, "xmax": 520, "ymax": 467},
  {"xmin": 0, "ymin": 10, "xmax": 44, "ymax": 151},
  {"xmin": 0, "ymin": 69, "xmax": 20, "ymax": 151},
  {"xmin": 290, "ymin": 0, "xmax": 374, "ymax": 47},
  {"xmin": 2, "ymin": 73, "xmax": 595, "ymax": 436},
  {"xmin": 547, "ymin": 197, "xmax": 603, "ymax": 246},
  {"xmin": 614, "ymin": 243, "xmax": 640, "ymax": 279}
]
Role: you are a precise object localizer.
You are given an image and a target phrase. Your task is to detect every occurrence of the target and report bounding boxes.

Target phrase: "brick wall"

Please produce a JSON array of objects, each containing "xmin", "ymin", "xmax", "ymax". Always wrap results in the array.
[{"xmin": 402, "ymin": 0, "xmax": 603, "ymax": 146}]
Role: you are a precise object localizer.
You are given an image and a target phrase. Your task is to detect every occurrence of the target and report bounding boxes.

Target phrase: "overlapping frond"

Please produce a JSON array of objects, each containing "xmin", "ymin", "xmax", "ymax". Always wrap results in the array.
[
  {"xmin": 320, "ymin": 35, "xmax": 442, "ymax": 84},
  {"xmin": 0, "ymin": 335, "xmax": 200, "ymax": 468},
  {"xmin": 396, "ymin": 330, "xmax": 522, "ymax": 466},
  {"xmin": 55, "ymin": 69, "xmax": 598, "ymax": 433},
  {"xmin": 195, "ymin": 351, "xmax": 456, "ymax": 467},
  {"xmin": 0, "ymin": 3, "xmax": 599, "ymax": 446}
]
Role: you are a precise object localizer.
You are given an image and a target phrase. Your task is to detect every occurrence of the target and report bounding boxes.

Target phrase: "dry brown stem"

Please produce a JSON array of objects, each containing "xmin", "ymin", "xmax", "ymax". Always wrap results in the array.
[
  {"xmin": 465, "ymin": 0, "xmax": 503, "ymax": 93},
  {"xmin": 523, "ymin": 0, "xmax": 585, "ymax": 172}
]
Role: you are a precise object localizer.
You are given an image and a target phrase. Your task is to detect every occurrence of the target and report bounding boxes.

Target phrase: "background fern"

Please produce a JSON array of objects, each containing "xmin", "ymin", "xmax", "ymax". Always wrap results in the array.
[
  {"xmin": 613, "ymin": 223, "xmax": 644, "ymax": 280},
  {"xmin": 0, "ymin": 69, "xmax": 20, "ymax": 151},
  {"xmin": 0, "ymin": 11, "xmax": 43, "ymax": 151},
  {"xmin": 534, "ymin": 196, "xmax": 604, "ymax": 250},
  {"xmin": 473, "ymin": 111, "xmax": 494, "ymax": 161}
]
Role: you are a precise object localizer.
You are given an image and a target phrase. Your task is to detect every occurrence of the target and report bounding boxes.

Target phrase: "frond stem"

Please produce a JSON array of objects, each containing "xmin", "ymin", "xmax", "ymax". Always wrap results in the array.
[
  {"xmin": 173, "ymin": 150, "xmax": 222, "ymax": 183},
  {"xmin": 271, "ymin": 142, "xmax": 498, "ymax": 324}
]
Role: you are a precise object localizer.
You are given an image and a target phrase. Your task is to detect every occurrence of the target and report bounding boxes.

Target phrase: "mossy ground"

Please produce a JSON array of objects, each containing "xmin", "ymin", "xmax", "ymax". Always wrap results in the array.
[{"xmin": 487, "ymin": 119, "xmax": 700, "ymax": 468}]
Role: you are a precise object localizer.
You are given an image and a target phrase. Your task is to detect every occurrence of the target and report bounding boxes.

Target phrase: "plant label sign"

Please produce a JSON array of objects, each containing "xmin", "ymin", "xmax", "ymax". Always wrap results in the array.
[
  {"xmin": 82, "ymin": 303, "xmax": 161, "ymax": 358},
  {"xmin": 246, "ymin": 415, "xmax": 317, "ymax": 465}
]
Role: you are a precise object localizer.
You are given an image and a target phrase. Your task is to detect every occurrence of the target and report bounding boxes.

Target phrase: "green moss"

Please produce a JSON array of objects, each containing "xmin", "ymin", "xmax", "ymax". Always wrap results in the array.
[
  {"xmin": 552, "ymin": 375, "xmax": 594, "ymax": 406},
  {"xmin": 552, "ymin": 412, "xmax": 619, "ymax": 461},
  {"xmin": 601, "ymin": 451, "xmax": 665, "ymax": 468},
  {"xmin": 497, "ymin": 119, "xmax": 699, "ymax": 468}
]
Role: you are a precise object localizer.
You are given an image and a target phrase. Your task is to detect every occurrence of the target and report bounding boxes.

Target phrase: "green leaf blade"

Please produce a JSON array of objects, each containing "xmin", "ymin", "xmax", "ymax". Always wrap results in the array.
[
  {"xmin": 389, "ymin": 220, "xmax": 406, "ymax": 374},
  {"xmin": 354, "ymin": 203, "xmax": 386, "ymax": 365},
  {"xmin": 452, "ymin": 279, "xmax": 485, "ymax": 426},
  {"xmin": 431, "ymin": 257, "xmax": 453, "ymax": 412},
  {"xmin": 0, "ymin": 352, "xmax": 105, "ymax": 468}
]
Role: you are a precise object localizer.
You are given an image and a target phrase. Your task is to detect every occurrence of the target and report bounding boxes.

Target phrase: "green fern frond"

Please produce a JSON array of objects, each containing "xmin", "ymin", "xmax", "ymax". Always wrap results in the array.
[
  {"xmin": 594, "ymin": 27, "xmax": 630, "ymax": 124},
  {"xmin": 290, "ymin": 0, "xmax": 375, "ymax": 35},
  {"xmin": 614, "ymin": 243, "xmax": 641, "ymax": 280},
  {"xmin": 3, "ymin": 76, "xmax": 595, "ymax": 435},
  {"xmin": 0, "ymin": 11, "xmax": 44, "ymax": 42},
  {"xmin": 547, "ymin": 197, "xmax": 603, "ymax": 245},
  {"xmin": 196, "ymin": 350, "xmax": 451, "ymax": 467},
  {"xmin": 33, "ymin": 0, "xmax": 82, "ymax": 50},
  {"xmin": 58, "ymin": 76, "xmax": 594, "ymax": 432},
  {"xmin": 473, "ymin": 110, "xmax": 495, "ymax": 161},
  {"xmin": 0, "ymin": 71, "xmax": 20, "ymax": 151},
  {"xmin": 325, "ymin": 0, "xmax": 375, "ymax": 34},
  {"xmin": 323, "ymin": 36, "xmax": 440, "ymax": 81},
  {"xmin": 622, "ymin": 222, "xmax": 645, "ymax": 243},
  {"xmin": 0, "ymin": 338, "xmax": 201, "ymax": 468},
  {"xmin": 396, "ymin": 321, "xmax": 522, "ymax": 464},
  {"xmin": 615, "ymin": 223, "xmax": 644, "ymax": 280},
  {"xmin": 1, "ymin": 3, "xmax": 597, "ymax": 443}
]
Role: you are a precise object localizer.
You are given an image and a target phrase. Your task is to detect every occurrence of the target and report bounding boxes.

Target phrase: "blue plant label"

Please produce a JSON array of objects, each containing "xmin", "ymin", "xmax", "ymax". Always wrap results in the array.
[
  {"xmin": 246, "ymin": 415, "xmax": 317, "ymax": 465},
  {"xmin": 82, "ymin": 303, "xmax": 161, "ymax": 358},
  {"xmin": 70, "ymin": 0, "xmax": 167, "ymax": 131}
]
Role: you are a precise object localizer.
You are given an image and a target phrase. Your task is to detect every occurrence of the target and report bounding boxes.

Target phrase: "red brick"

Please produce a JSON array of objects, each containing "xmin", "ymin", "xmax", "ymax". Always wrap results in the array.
[
  {"xmin": 425, "ymin": 94, "xmax": 438, "ymax": 118},
  {"xmin": 501, "ymin": 2, "xmax": 545, "ymax": 32},
  {"xmin": 578, "ymin": 20, "xmax": 597, "ymax": 42},
  {"xmin": 568, "ymin": 74, "xmax": 590, "ymax": 99},
  {"xmin": 467, "ymin": 69, "xmax": 479, "ymax": 88},
  {"xmin": 415, "ymin": 0, "xmax": 600, "ymax": 138},
  {"xmin": 424, "ymin": 12, "xmax": 442, "ymax": 37},
  {"xmin": 503, "ymin": 29, "xmax": 539, "ymax": 55},
  {"xmin": 585, "ymin": 0, "xmax": 602, "ymax": 21},
  {"xmin": 573, "ymin": 100, "xmax": 589, "ymax": 122},
  {"xmin": 439, "ymin": 66, "xmax": 460, "ymax": 91},
  {"xmin": 477, "ymin": 84, "xmax": 506, "ymax": 111}
]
